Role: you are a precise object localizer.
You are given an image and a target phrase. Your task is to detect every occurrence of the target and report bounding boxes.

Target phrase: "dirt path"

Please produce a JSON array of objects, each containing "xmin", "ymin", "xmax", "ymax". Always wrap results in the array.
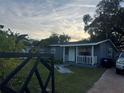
[{"xmin": 88, "ymin": 68, "xmax": 124, "ymax": 93}]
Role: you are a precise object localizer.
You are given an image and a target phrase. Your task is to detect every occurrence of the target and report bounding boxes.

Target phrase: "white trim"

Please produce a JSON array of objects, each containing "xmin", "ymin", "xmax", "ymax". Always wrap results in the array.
[
  {"xmin": 91, "ymin": 46, "xmax": 94, "ymax": 66},
  {"xmin": 95, "ymin": 39, "xmax": 110, "ymax": 45},
  {"xmin": 50, "ymin": 43, "xmax": 96, "ymax": 47},
  {"xmin": 50, "ymin": 39, "xmax": 110, "ymax": 47}
]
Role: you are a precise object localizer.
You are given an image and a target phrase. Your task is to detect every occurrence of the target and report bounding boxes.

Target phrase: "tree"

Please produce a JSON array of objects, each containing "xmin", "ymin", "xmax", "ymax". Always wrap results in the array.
[
  {"xmin": 0, "ymin": 25, "xmax": 4, "ymax": 29},
  {"xmin": 59, "ymin": 34, "xmax": 71, "ymax": 43},
  {"xmin": 39, "ymin": 33, "xmax": 70, "ymax": 47},
  {"xmin": 83, "ymin": 0, "xmax": 124, "ymax": 49},
  {"xmin": 0, "ymin": 26, "xmax": 27, "ymax": 52},
  {"xmin": 83, "ymin": 14, "xmax": 92, "ymax": 25}
]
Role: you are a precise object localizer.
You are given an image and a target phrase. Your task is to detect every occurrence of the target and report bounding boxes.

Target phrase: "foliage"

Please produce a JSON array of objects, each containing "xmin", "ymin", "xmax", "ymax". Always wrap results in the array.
[
  {"xmin": 83, "ymin": 0, "xmax": 124, "ymax": 49},
  {"xmin": 0, "ymin": 26, "xmax": 27, "ymax": 52},
  {"xmin": 59, "ymin": 34, "xmax": 71, "ymax": 43},
  {"xmin": 0, "ymin": 29, "xmax": 15, "ymax": 51},
  {"xmin": 39, "ymin": 33, "xmax": 71, "ymax": 47},
  {"xmin": 0, "ymin": 25, "xmax": 28, "ymax": 82},
  {"xmin": 83, "ymin": 14, "xmax": 92, "ymax": 25}
]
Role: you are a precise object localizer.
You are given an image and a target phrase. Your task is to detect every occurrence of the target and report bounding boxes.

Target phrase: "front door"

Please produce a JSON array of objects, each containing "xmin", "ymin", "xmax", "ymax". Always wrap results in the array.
[{"xmin": 68, "ymin": 47, "xmax": 75, "ymax": 62}]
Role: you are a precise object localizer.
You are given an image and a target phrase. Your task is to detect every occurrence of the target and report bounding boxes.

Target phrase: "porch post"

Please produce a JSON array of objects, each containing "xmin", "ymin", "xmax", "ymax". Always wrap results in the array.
[
  {"xmin": 63, "ymin": 47, "xmax": 65, "ymax": 63},
  {"xmin": 91, "ymin": 45, "xmax": 94, "ymax": 66},
  {"xmin": 76, "ymin": 46, "xmax": 78, "ymax": 64}
]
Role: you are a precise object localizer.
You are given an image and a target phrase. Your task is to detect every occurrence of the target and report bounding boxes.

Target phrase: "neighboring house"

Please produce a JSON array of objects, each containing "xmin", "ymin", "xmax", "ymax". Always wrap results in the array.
[
  {"xmin": 40, "ymin": 47, "xmax": 55, "ymax": 54},
  {"xmin": 50, "ymin": 39, "xmax": 118, "ymax": 66}
]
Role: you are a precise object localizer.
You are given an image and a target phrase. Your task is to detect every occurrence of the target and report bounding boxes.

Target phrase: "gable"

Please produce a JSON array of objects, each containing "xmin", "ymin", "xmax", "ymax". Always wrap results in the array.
[{"xmin": 99, "ymin": 41, "xmax": 118, "ymax": 52}]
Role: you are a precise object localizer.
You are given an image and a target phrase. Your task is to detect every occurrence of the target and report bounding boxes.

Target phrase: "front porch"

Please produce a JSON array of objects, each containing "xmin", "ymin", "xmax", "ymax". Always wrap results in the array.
[{"xmin": 63, "ymin": 46, "xmax": 98, "ymax": 66}]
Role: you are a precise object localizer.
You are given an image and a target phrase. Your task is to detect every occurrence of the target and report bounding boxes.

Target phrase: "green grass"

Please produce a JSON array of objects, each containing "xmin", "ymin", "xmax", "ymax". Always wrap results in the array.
[
  {"xmin": 0, "ymin": 59, "xmax": 105, "ymax": 93},
  {"xmin": 55, "ymin": 66, "xmax": 105, "ymax": 93}
]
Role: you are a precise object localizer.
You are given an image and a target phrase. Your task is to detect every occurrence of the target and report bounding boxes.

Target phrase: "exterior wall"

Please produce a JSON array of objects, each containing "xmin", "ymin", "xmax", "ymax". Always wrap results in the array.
[
  {"xmin": 40, "ymin": 47, "xmax": 51, "ymax": 53},
  {"xmin": 96, "ymin": 41, "xmax": 118, "ymax": 64},
  {"xmin": 94, "ymin": 45, "xmax": 101, "ymax": 64},
  {"xmin": 51, "ymin": 46, "xmax": 63, "ymax": 61},
  {"xmin": 50, "ymin": 41, "xmax": 118, "ymax": 65},
  {"xmin": 92, "ymin": 41, "xmax": 118, "ymax": 65}
]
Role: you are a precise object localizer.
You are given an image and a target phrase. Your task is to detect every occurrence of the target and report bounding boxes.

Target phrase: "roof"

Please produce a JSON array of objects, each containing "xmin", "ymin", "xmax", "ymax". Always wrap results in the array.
[
  {"xmin": 50, "ymin": 39, "xmax": 118, "ymax": 51},
  {"xmin": 50, "ymin": 39, "xmax": 109, "ymax": 46}
]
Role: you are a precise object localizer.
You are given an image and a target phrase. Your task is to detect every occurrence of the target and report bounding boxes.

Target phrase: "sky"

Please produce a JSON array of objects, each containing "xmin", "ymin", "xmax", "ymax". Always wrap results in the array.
[{"xmin": 0, "ymin": 0, "xmax": 100, "ymax": 41}]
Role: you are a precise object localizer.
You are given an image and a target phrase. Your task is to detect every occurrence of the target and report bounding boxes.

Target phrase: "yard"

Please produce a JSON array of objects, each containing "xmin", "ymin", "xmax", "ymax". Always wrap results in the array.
[
  {"xmin": 0, "ymin": 59, "xmax": 105, "ymax": 93},
  {"xmin": 55, "ymin": 66, "xmax": 105, "ymax": 93}
]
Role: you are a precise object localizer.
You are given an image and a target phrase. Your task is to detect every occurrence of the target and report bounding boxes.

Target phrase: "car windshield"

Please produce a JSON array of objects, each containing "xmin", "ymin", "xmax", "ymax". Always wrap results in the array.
[{"xmin": 119, "ymin": 53, "xmax": 124, "ymax": 58}]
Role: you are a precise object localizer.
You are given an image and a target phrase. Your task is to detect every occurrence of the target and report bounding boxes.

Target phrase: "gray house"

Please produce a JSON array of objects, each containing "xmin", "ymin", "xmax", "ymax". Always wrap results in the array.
[{"xmin": 50, "ymin": 39, "xmax": 118, "ymax": 66}]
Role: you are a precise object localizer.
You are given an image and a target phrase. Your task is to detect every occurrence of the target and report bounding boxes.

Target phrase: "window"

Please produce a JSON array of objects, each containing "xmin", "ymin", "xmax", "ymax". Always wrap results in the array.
[
  {"xmin": 78, "ymin": 47, "xmax": 91, "ymax": 56},
  {"xmin": 108, "ymin": 48, "xmax": 113, "ymax": 58}
]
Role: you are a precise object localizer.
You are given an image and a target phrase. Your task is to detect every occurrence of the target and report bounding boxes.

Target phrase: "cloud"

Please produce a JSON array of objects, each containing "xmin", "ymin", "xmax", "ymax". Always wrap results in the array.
[{"xmin": 0, "ymin": 0, "xmax": 100, "ymax": 41}]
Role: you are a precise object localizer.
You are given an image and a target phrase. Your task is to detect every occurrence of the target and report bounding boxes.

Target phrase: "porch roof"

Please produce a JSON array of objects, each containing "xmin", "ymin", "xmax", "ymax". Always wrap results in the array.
[
  {"xmin": 50, "ymin": 39, "xmax": 118, "ymax": 51},
  {"xmin": 50, "ymin": 39, "xmax": 109, "ymax": 46}
]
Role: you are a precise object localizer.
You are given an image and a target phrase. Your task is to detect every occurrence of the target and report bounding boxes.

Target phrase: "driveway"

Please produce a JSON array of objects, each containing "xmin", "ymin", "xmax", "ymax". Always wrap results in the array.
[{"xmin": 88, "ymin": 68, "xmax": 124, "ymax": 93}]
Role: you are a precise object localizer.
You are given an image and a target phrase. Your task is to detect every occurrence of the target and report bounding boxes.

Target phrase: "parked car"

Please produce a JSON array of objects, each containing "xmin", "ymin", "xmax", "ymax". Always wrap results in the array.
[
  {"xmin": 116, "ymin": 52, "xmax": 124, "ymax": 74},
  {"xmin": 101, "ymin": 58, "xmax": 114, "ymax": 68}
]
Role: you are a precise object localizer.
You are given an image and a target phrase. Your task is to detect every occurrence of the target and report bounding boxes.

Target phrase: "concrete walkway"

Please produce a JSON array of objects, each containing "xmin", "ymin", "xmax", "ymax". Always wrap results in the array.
[
  {"xmin": 54, "ymin": 65, "xmax": 73, "ymax": 74},
  {"xmin": 88, "ymin": 68, "xmax": 124, "ymax": 93}
]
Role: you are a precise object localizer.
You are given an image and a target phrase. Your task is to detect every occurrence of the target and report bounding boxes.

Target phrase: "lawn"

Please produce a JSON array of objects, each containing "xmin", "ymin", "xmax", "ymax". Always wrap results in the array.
[
  {"xmin": 0, "ymin": 59, "xmax": 105, "ymax": 93},
  {"xmin": 55, "ymin": 66, "xmax": 105, "ymax": 93}
]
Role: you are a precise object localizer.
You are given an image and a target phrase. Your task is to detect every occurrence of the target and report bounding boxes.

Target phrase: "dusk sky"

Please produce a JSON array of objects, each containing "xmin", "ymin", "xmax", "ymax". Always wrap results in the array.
[{"xmin": 0, "ymin": 0, "xmax": 100, "ymax": 41}]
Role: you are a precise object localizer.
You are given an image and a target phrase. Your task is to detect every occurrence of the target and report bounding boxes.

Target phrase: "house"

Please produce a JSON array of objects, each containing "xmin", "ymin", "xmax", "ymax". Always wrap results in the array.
[{"xmin": 50, "ymin": 39, "xmax": 118, "ymax": 66}]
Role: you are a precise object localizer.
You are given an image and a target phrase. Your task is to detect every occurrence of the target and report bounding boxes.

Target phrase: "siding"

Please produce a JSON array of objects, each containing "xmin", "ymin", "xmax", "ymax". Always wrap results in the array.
[
  {"xmin": 51, "ymin": 41, "xmax": 118, "ymax": 64},
  {"xmin": 54, "ymin": 46, "xmax": 63, "ymax": 60},
  {"xmin": 99, "ymin": 41, "xmax": 118, "ymax": 62},
  {"xmin": 94, "ymin": 41, "xmax": 118, "ymax": 64},
  {"xmin": 94, "ymin": 45, "xmax": 101, "ymax": 63},
  {"xmin": 100, "ymin": 42, "xmax": 108, "ymax": 58}
]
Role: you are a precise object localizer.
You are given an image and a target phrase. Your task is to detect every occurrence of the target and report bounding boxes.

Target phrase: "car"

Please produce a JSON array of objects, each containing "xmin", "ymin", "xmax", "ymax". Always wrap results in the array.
[{"xmin": 116, "ymin": 52, "xmax": 124, "ymax": 74}]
